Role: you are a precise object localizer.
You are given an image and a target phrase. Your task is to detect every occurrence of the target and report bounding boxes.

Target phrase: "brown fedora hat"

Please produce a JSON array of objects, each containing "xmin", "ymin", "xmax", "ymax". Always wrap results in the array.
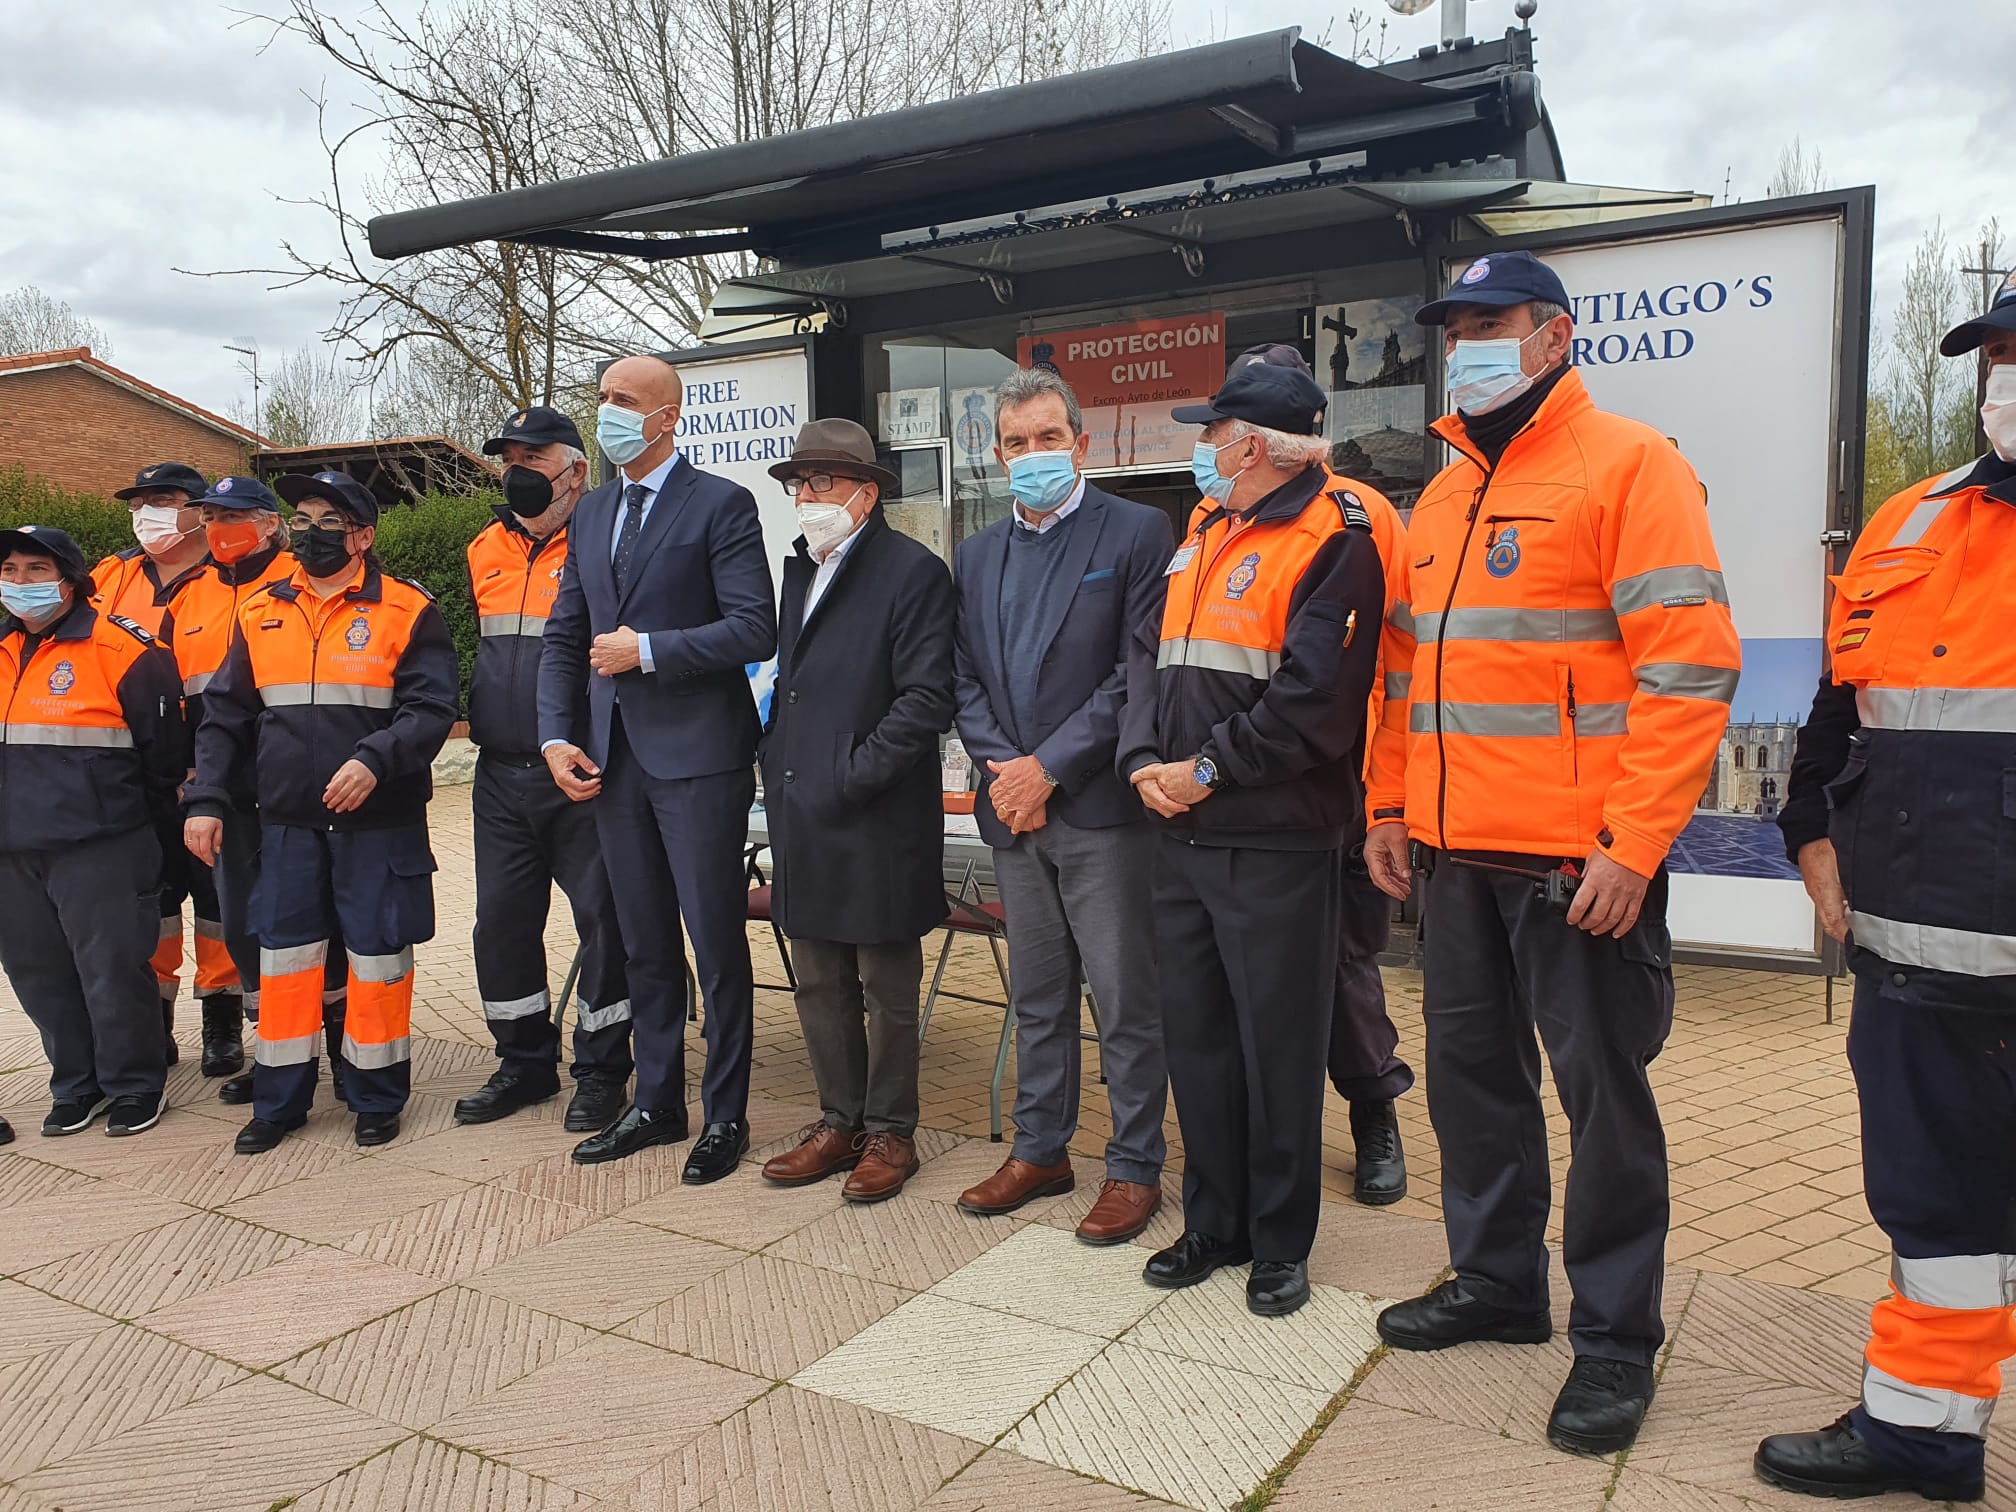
[{"xmin": 767, "ymin": 417, "xmax": 900, "ymax": 493}]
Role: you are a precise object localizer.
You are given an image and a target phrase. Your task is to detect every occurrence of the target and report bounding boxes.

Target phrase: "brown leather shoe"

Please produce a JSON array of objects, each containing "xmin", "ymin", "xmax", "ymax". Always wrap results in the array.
[
  {"xmin": 842, "ymin": 1133, "xmax": 919, "ymax": 1203},
  {"xmin": 1075, "ymin": 1179, "xmax": 1163, "ymax": 1245},
  {"xmin": 957, "ymin": 1156, "xmax": 1074, "ymax": 1216},
  {"xmin": 761, "ymin": 1122, "xmax": 863, "ymax": 1187}
]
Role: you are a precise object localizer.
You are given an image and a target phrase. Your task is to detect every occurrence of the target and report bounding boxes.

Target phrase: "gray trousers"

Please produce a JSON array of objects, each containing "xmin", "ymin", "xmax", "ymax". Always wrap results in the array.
[
  {"xmin": 791, "ymin": 937, "xmax": 923, "ymax": 1135},
  {"xmin": 992, "ymin": 817, "xmax": 1166, "ymax": 1184},
  {"xmin": 0, "ymin": 827, "xmax": 167, "ymax": 1106}
]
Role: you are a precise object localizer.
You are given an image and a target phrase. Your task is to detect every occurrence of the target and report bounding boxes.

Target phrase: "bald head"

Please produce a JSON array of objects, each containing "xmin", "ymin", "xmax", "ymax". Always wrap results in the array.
[{"xmin": 597, "ymin": 354, "xmax": 685, "ymax": 478}]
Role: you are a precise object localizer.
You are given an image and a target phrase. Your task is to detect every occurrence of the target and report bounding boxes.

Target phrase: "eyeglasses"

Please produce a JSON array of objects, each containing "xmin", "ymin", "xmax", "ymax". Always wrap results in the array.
[
  {"xmin": 780, "ymin": 473, "xmax": 847, "ymax": 497},
  {"xmin": 287, "ymin": 517, "xmax": 351, "ymax": 535}
]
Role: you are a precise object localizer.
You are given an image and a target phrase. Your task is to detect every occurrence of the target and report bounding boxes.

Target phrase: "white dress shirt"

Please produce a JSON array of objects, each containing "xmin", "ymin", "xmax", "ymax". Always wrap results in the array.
[
  {"xmin": 611, "ymin": 451, "xmax": 682, "ymax": 674},
  {"xmin": 803, "ymin": 514, "xmax": 867, "ymax": 620},
  {"xmin": 1013, "ymin": 476, "xmax": 1086, "ymax": 533}
]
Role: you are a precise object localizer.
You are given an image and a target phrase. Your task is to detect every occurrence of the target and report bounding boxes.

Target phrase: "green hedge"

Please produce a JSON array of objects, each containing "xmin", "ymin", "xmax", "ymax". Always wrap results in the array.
[{"xmin": 0, "ymin": 467, "xmax": 503, "ymax": 704}]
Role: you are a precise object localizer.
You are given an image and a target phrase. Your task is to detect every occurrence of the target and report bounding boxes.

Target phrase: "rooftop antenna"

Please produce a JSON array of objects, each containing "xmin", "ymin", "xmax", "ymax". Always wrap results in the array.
[{"xmin": 1388, "ymin": 0, "xmax": 1529, "ymax": 48}]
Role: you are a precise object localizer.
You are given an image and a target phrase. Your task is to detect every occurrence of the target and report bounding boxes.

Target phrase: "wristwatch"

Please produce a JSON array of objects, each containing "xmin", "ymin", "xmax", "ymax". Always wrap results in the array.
[
  {"xmin": 1192, "ymin": 755, "xmax": 1227, "ymax": 791},
  {"xmin": 1039, "ymin": 764, "xmax": 1060, "ymax": 788}
]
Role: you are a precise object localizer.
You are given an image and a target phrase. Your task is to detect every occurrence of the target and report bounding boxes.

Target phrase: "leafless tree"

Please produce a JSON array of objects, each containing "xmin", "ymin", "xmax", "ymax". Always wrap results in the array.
[
  {"xmin": 1883, "ymin": 223, "xmax": 1972, "ymax": 485},
  {"xmin": 0, "ymin": 287, "xmax": 114, "ymax": 359},
  {"xmin": 1765, "ymin": 136, "xmax": 1827, "ymax": 199},
  {"xmin": 254, "ymin": 342, "xmax": 370, "ymax": 446}
]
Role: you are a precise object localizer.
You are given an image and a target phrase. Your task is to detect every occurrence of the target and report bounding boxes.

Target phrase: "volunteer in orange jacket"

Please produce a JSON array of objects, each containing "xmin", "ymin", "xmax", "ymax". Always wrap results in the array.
[
  {"xmin": 1752, "ymin": 278, "xmax": 2016, "ymax": 1504},
  {"xmin": 184, "ymin": 471, "xmax": 458, "ymax": 1154},
  {"xmin": 1363, "ymin": 251, "xmax": 1739, "ymax": 1457},
  {"xmin": 93, "ymin": 462, "xmax": 213, "ymax": 1064},
  {"xmin": 0, "ymin": 526, "xmax": 186, "ymax": 1139},
  {"xmin": 1116, "ymin": 360, "xmax": 1385, "ymax": 1319}
]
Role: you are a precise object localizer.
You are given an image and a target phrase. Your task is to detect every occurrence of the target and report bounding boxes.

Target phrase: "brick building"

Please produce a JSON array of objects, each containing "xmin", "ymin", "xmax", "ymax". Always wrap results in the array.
[{"xmin": 0, "ymin": 348, "xmax": 264, "ymax": 497}]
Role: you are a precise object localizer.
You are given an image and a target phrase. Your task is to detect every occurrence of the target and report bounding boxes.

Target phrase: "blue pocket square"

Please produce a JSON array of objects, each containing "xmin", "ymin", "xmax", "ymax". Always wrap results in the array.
[{"xmin": 1079, "ymin": 568, "xmax": 1117, "ymax": 583}]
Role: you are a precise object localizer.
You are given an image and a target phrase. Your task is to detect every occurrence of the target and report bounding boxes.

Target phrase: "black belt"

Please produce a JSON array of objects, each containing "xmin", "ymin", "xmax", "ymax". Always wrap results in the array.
[{"xmin": 481, "ymin": 750, "xmax": 546, "ymax": 770}]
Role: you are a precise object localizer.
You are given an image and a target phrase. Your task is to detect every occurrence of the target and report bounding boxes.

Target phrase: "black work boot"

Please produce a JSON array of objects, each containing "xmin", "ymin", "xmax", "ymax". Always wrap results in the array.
[
  {"xmin": 199, "ymin": 995, "xmax": 246, "ymax": 1077},
  {"xmin": 217, "ymin": 1071, "xmax": 255, "ymax": 1104},
  {"xmin": 1348, "ymin": 1099, "xmax": 1407, "ymax": 1206},
  {"xmin": 1547, "ymin": 1356, "xmax": 1657, "ymax": 1456},
  {"xmin": 1755, "ymin": 1414, "xmax": 1984, "ymax": 1503},
  {"xmin": 162, "ymin": 1001, "xmax": 179, "ymax": 1066},
  {"xmin": 324, "ymin": 1001, "xmax": 348, "ymax": 1104}
]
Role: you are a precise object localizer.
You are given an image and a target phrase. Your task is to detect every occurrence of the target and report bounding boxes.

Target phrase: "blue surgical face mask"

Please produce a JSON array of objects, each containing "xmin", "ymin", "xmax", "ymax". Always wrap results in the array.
[
  {"xmin": 1190, "ymin": 438, "xmax": 1243, "ymax": 504},
  {"xmin": 596, "ymin": 402, "xmax": 670, "ymax": 466},
  {"xmin": 1446, "ymin": 327, "xmax": 1546, "ymax": 415},
  {"xmin": 1005, "ymin": 450, "xmax": 1078, "ymax": 511},
  {"xmin": 0, "ymin": 580, "xmax": 68, "ymax": 621}
]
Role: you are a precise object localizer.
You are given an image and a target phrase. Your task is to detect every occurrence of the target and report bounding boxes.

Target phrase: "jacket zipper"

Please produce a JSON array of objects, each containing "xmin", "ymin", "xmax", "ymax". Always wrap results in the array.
[
  {"xmin": 1483, "ymin": 514, "xmax": 1549, "ymax": 548},
  {"xmin": 1174, "ymin": 513, "xmax": 1250, "ymax": 846},
  {"xmin": 1565, "ymin": 667, "xmax": 1579, "ymax": 783},
  {"xmin": 290, "ymin": 595, "xmax": 333, "ymax": 829}
]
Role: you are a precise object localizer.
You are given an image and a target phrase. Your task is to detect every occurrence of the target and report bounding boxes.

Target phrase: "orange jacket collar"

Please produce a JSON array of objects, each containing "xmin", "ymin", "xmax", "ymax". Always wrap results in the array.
[{"xmin": 1431, "ymin": 364, "xmax": 1594, "ymax": 468}]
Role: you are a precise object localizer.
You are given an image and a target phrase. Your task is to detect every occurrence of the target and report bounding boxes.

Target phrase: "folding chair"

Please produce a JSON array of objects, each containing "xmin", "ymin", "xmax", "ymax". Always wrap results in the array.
[{"xmin": 743, "ymin": 844, "xmax": 797, "ymax": 992}]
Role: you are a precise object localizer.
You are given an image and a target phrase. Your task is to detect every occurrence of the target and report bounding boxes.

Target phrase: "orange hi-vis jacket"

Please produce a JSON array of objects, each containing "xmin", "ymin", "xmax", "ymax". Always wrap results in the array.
[
  {"xmin": 1367, "ymin": 368, "xmax": 1740, "ymax": 877},
  {"xmin": 1820, "ymin": 453, "xmax": 2016, "ymax": 1008},
  {"xmin": 184, "ymin": 562, "xmax": 459, "ymax": 832},
  {"xmin": 91, "ymin": 547, "xmax": 204, "ymax": 641},
  {"xmin": 1355, "ymin": 477, "xmax": 1413, "ymax": 804},
  {"xmin": 171, "ymin": 541, "xmax": 297, "ymax": 712},
  {"xmin": 464, "ymin": 515, "xmax": 570, "ymax": 755}
]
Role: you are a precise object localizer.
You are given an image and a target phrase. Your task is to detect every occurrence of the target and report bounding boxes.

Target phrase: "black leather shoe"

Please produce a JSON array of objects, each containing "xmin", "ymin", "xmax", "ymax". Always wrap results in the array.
[
  {"xmin": 1348, "ymin": 1099, "xmax": 1407, "ymax": 1206},
  {"xmin": 454, "ymin": 1068, "xmax": 559, "ymax": 1125},
  {"xmin": 199, "ymin": 995, "xmax": 245, "ymax": 1077},
  {"xmin": 355, "ymin": 1111, "xmax": 401, "ymax": 1147},
  {"xmin": 1377, "ymin": 1278, "xmax": 1552, "ymax": 1351},
  {"xmin": 1547, "ymin": 1356, "xmax": 1656, "ymax": 1457},
  {"xmin": 682, "ymin": 1120, "xmax": 750, "ymax": 1185},
  {"xmin": 564, "ymin": 1079, "xmax": 626, "ymax": 1134},
  {"xmin": 1755, "ymin": 1414, "xmax": 1984, "ymax": 1503},
  {"xmin": 1143, "ymin": 1231, "xmax": 1252, "ymax": 1289},
  {"xmin": 234, "ymin": 1114, "xmax": 305, "ymax": 1155},
  {"xmin": 0, "ymin": 1114, "xmax": 12, "ymax": 1146},
  {"xmin": 217, "ymin": 1071, "xmax": 255, "ymax": 1105},
  {"xmin": 572, "ymin": 1103, "xmax": 687, "ymax": 1165},
  {"xmin": 1248, "ymin": 1261, "xmax": 1310, "ymax": 1316}
]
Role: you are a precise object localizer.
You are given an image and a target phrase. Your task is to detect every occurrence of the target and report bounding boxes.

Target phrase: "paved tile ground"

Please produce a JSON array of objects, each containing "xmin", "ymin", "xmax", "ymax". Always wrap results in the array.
[{"xmin": 0, "ymin": 783, "xmax": 1998, "ymax": 1511}]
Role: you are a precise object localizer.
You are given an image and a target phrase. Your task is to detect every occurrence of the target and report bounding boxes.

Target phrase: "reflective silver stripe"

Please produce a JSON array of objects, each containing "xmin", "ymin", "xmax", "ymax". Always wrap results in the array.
[
  {"xmin": 260, "ymin": 683, "xmax": 396, "ymax": 709},
  {"xmin": 158, "ymin": 914, "xmax": 182, "ymax": 941},
  {"xmin": 342, "ymin": 1033, "xmax": 412, "ymax": 1069},
  {"xmin": 1384, "ymin": 672, "xmax": 1412, "ymax": 700},
  {"xmin": 242, "ymin": 988, "xmax": 260, "ymax": 1018},
  {"xmin": 193, "ymin": 917, "xmax": 225, "ymax": 941},
  {"xmin": 0, "ymin": 723, "xmax": 136, "ymax": 748},
  {"xmin": 261, "ymin": 941, "xmax": 328, "ymax": 978},
  {"xmin": 1892, "ymin": 1253, "xmax": 2016, "ymax": 1311},
  {"xmin": 1856, "ymin": 686, "xmax": 2016, "ymax": 736},
  {"xmin": 576, "ymin": 997, "xmax": 634, "ymax": 1033},
  {"xmin": 157, "ymin": 979, "xmax": 178, "ymax": 1002},
  {"xmin": 1889, "ymin": 493, "xmax": 1961, "ymax": 548},
  {"xmin": 479, "ymin": 613, "xmax": 549, "ymax": 638},
  {"xmin": 1411, "ymin": 701, "xmax": 1561, "ymax": 737},
  {"xmin": 483, "ymin": 990, "xmax": 550, "ymax": 1022},
  {"xmin": 1156, "ymin": 637, "xmax": 1282, "ymax": 679},
  {"xmin": 1387, "ymin": 602, "xmax": 1417, "ymax": 636},
  {"xmin": 1849, "ymin": 911, "xmax": 2016, "ymax": 977},
  {"xmin": 1610, "ymin": 565, "xmax": 1730, "ymax": 615},
  {"xmin": 1635, "ymin": 662, "xmax": 1740, "ymax": 703},
  {"xmin": 254, "ymin": 1031, "xmax": 319, "ymax": 1068},
  {"xmin": 183, "ymin": 670, "xmax": 215, "ymax": 696},
  {"xmin": 347, "ymin": 948, "xmax": 414, "ymax": 985},
  {"xmin": 1413, "ymin": 607, "xmax": 1622, "ymax": 645},
  {"xmin": 1577, "ymin": 702, "xmax": 1631, "ymax": 737},
  {"xmin": 1863, "ymin": 1363, "xmax": 1996, "ymax": 1437}
]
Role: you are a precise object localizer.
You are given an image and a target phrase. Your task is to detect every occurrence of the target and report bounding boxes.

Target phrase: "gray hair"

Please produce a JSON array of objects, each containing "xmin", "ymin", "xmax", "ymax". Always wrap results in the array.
[
  {"xmin": 994, "ymin": 368, "xmax": 1083, "ymax": 437},
  {"xmin": 555, "ymin": 443, "xmax": 588, "ymax": 471},
  {"xmin": 1219, "ymin": 418, "xmax": 1333, "ymax": 471},
  {"xmin": 1528, "ymin": 299, "xmax": 1570, "ymax": 328}
]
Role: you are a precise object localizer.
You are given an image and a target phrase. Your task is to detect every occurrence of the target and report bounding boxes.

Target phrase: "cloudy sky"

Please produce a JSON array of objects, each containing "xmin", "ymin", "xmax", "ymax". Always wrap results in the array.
[{"xmin": 0, "ymin": 0, "xmax": 1999, "ymax": 419}]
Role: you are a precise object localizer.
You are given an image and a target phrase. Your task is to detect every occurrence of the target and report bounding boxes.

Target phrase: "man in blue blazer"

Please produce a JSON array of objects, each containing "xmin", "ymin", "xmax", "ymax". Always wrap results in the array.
[
  {"xmin": 951, "ymin": 369, "xmax": 1175, "ymax": 1244},
  {"xmin": 538, "ymin": 355, "xmax": 777, "ymax": 1178}
]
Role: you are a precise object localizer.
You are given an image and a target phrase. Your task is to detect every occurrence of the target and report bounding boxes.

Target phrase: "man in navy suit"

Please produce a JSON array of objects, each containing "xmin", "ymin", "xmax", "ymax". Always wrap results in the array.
[
  {"xmin": 538, "ymin": 355, "xmax": 777, "ymax": 1178},
  {"xmin": 951, "ymin": 369, "xmax": 1175, "ymax": 1244}
]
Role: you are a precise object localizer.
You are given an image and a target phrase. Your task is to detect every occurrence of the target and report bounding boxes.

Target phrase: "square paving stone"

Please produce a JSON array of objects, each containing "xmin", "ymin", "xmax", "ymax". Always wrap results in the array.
[
  {"xmin": 917, "ymin": 1450, "xmax": 1182, "ymax": 1510},
  {"xmin": 221, "ymin": 1154, "xmax": 473, "ymax": 1243},
  {"xmin": 466, "ymin": 1217, "xmax": 741, "ymax": 1329},
  {"xmin": 1354, "ymin": 1333, "xmax": 1573, "ymax": 1439},
  {"xmin": 290, "ymin": 1434, "xmax": 597, "ymax": 1511},
  {"xmin": 139, "ymin": 1248, "xmax": 442, "ymax": 1367},
  {"xmin": 110, "ymin": 1131, "xmax": 360, "ymax": 1207},
  {"xmin": 379, "ymin": 1109, "xmax": 582, "ymax": 1181},
  {"xmin": 621, "ymin": 1253, "xmax": 914, "ymax": 1381},
  {"xmin": 16, "ymin": 1371, "xmax": 406, "ymax": 1512},
  {"xmin": 768, "ymin": 1196, "xmax": 1024, "ymax": 1292},
  {"xmin": 1607, "ymin": 1470, "xmax": 1773, "ymax": 1511},
  {"xmin": 0, "ymin": 1154, "xmax": 96, "ymax": 1207},
  {"xmin": 1303, "ymin": 1199, "xmax": 1452, "ymax": 1301},
  {"xmin": 0, "ymin": 1321, "xmax": 246, "ymax": 1479},
  {"xmin": 1121, "ymin": 1270, "xmax": 1383, "ymax": 1393},
  {"xmin": 928, "ymin": 1222, "xmax": 1172, "ymax": 1338},
  {"xmin": 19, "ymin": 1209, "xmax": 309, "ymax": 1318},
  {"xmin": 277, "ymin": 1285, "xmax": 596, "ymax": 1430},
  {"xmin": 429, "ymin": 1333, "xmax": 769, "ymax": 1498},
  {"xmin": 616, "ymin": 1384, "xmax": 978, "ymax": 1512},
  {"xmin": 792, "ymin": 1292, "xmax": 1107, "ymax": 1444},
  {"xmin": 0, "ymin": 1278, "xmax": 115, "ymax": 1369},
  {"xmin": 340, "ymin": 1183, "xmax": 597, "ymax": 1281},
  {"xmin": 0, "ymin": 1184, "xmax": 194, "ymax": 1276},
  {"xmin": 619, "ymin": 1161, "xmax": 847, "ymax": 1252},
  {"xmin": 1002, "ymin": 1339, "xmax": 1331, "ymax": 1510},
  {"xmin": 1668, "ymin": 1268, "xmax": 1874, "ymax": 1392},
  {"xmin": 497, "ymin": 1144, "xmax": 695, "ymax": 1216},
  {"xmin": 16, "ymin": 1106, "xmax": 234, "ymax": 1174}
]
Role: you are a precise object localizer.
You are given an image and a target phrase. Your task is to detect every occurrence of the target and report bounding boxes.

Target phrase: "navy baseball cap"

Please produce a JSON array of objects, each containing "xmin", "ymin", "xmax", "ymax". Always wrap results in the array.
[
  {"xmin": 1416, "ymin": 250, "xmax": 1572, "ymax": 326},
  {"xmin": 114, "ymin": 462, "xmax": 208, "ymax": 501},
  {"xmin": 1232, "ymin": 342, "xmax": 1316, "ymax": 376},
  {"xmin": 0, "ymin": 524, "xmax": 90, "ymax": 584},
  {"xmin": 1171, "ymin": 362, "xmax": 1328, "ymax": 436},
  {"xmin": 195, "ymin": 475, "xmax": 282, "ymax": 513},
  {"xmin": 1940, "ymin": 269, "xmax": 2016, "ymax": 356},
  {"xmin": 482, "ymin": 405, "xmax": 584, "ymax": 456},
  {"xmin": 274, "ymin": 470, "xmax": 380, "ymax": 526}
]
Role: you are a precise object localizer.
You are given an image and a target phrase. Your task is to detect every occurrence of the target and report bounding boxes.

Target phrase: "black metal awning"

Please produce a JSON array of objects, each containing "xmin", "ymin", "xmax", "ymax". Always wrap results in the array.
[{"xmin": 367, "ymin": 28, "xmax": 1548, "ymax": 264}]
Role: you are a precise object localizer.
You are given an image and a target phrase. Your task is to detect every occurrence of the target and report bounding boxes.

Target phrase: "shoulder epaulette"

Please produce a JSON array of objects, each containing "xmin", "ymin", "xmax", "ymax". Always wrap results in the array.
[
  {"xmin": 396, "ymin": 575, "xmax": 436, "ymax": 602},
  {"xmin": 106, "ymin": 614, "xmax": 156, "ymax": 644},
  {"xmin": 1329, "ymin": 488, "xmax": 1373, "ymax": 531}
]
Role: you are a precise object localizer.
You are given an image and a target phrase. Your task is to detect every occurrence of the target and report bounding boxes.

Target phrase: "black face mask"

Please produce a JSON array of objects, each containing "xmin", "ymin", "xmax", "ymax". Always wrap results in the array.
[
  {"xmin": 503, "ymin": 464, "xmax": 559, "ymax": 518},
  {"xmin": 289, "ymin": 526, "xmax": 355, "ymax": 578}
]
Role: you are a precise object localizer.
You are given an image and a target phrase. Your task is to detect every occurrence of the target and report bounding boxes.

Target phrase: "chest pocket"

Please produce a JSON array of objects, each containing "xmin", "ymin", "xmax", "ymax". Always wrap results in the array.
[
  {"xmin": 1827, "ymin": 547, "xmax": 1942, "ymax": 685},
  {"xmin": 1474, "ymin": 497, "xmax": 1576, "ymax": 605}
]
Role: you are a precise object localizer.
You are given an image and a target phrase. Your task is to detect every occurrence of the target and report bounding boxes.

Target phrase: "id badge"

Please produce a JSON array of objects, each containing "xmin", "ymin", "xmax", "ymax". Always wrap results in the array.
[{"xmin": 1164, "ymin": 543, "xmax": 1200, "ymax": 577}]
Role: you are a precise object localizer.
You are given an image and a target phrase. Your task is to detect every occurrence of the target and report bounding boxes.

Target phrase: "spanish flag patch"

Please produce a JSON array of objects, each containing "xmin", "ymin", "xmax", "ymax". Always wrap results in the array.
[{"xmin": 1835, "ymin": 628, "xmax": 1870, "ymax": 652}]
